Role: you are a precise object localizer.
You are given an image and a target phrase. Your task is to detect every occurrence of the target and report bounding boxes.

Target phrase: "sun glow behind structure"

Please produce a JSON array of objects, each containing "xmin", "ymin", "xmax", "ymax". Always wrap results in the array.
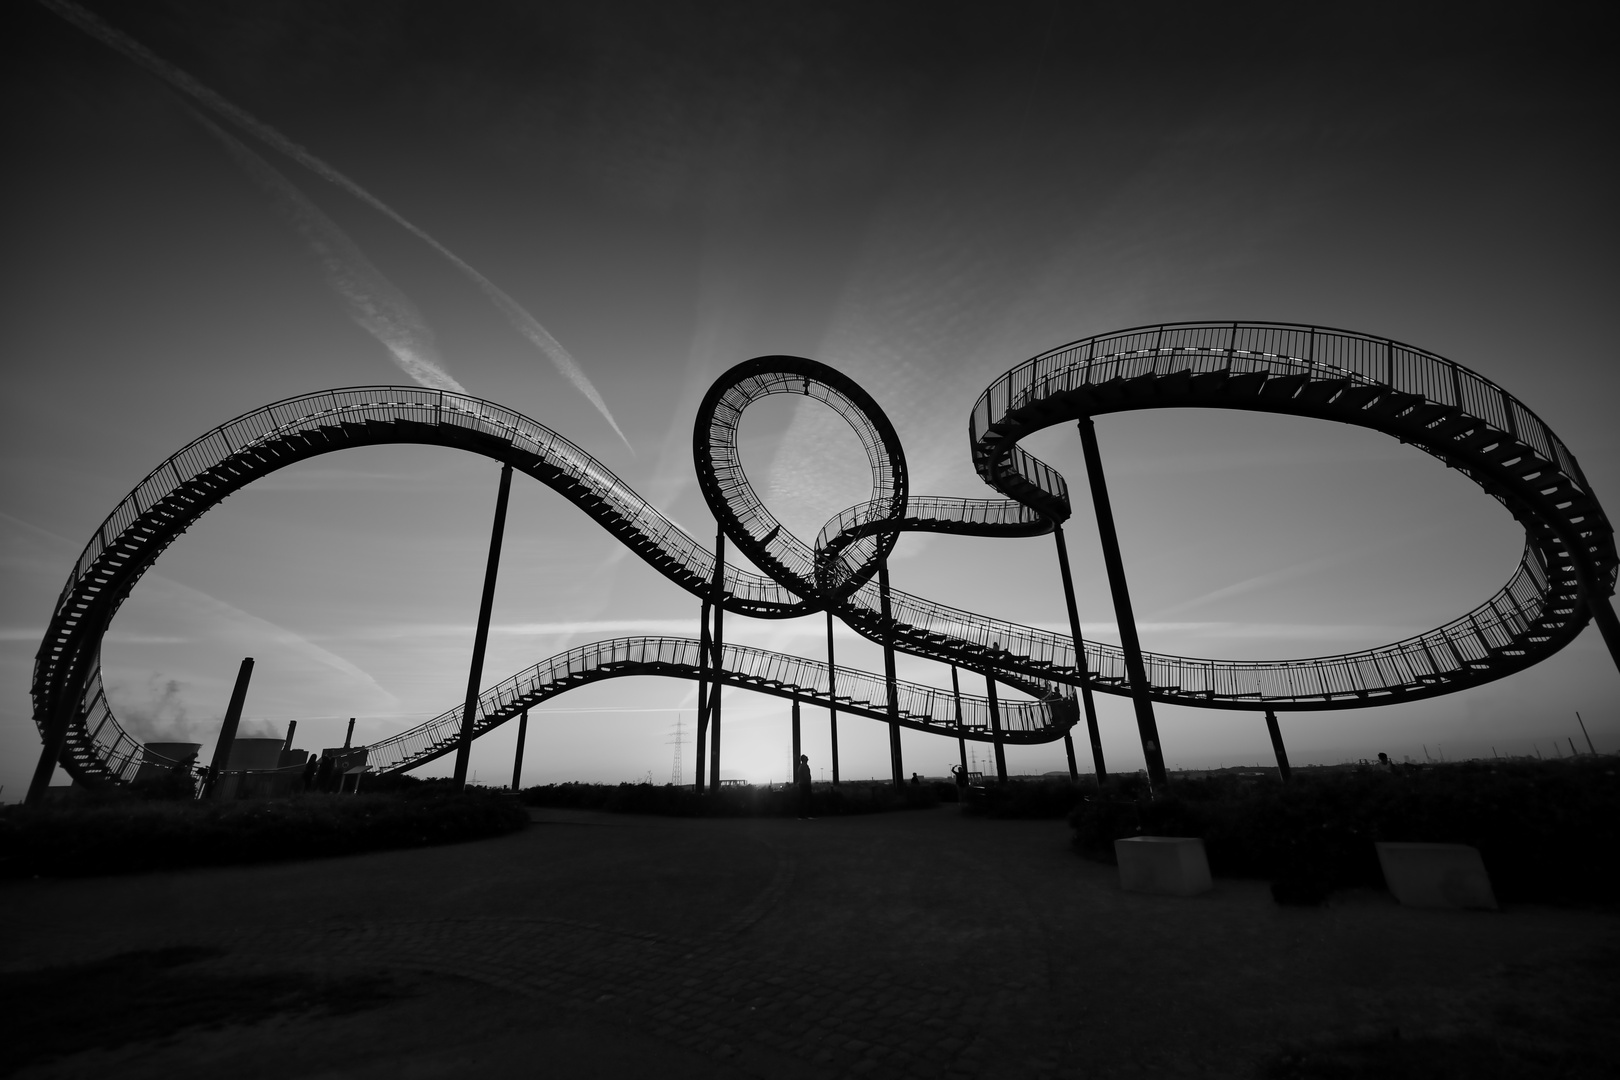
[{"xmin": 2, "ymin": 2, "xmax": 1616, "ymax": 796}]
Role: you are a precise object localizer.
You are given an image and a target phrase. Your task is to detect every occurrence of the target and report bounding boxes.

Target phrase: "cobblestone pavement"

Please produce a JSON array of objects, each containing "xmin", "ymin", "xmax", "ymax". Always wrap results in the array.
[{"xmin": 5, "ymin": 806, "xmax": 1616, "ymax": 1078}]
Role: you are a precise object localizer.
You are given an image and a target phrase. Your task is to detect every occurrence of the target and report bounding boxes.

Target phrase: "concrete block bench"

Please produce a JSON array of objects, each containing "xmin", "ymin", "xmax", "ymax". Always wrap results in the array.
[
  {"xmin": 1375, "ymin": 842, "xmax": 1497, "ymax": 910},
  {"xmin": 1115, "ymin": 836, "xmax": 1213, "ymax": 896}
]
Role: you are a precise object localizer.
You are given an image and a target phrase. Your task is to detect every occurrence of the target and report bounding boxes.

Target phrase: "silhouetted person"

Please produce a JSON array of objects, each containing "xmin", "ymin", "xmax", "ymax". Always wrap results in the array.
[
  {"xmin": 302, "ymin": 754, "xmax": 318, "ymax": 791},
  {"xmin": 910, "ymin": 772, "xmax": 921, "ymax": 787},
  {"xmin": 795, "ymin": 754, "xmax": 812, "ymax": 817},
  {"xmin": 951, "ymin": 764, "xmax": 968, "ymax": 800},
  {"xmin": 1374, "ymin": 752, "xmax": 1393, "ymax": 773},
  {"xmin": 315, "ymin": 753, "xmax": 335, "ymax": 792}
]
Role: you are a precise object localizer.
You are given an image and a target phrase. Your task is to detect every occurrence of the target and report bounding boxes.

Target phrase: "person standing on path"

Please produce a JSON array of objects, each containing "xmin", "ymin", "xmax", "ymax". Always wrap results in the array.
[{"xmin": 795, "ymin": 754, "xmax": 813, "ymax": 818}]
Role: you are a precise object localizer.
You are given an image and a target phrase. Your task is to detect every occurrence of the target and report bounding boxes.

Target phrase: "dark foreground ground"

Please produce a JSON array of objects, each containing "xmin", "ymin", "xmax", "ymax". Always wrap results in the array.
[{"xmin": 2, "ymin": 806, "xmax": 1615, "ymax": 1079}]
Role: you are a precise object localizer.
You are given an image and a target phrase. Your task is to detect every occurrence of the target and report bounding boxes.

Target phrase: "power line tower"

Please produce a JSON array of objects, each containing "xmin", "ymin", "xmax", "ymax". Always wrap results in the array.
[{"xmin": 668, "ymin": 713, "xmax": 685, "ymax": 786}]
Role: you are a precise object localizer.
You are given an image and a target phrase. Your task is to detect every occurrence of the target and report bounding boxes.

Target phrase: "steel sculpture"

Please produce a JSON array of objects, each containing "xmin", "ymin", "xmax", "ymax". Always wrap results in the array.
[
  {"xmin": 26, "ymin": 324, "xmax": 1617, "ymax": 802},
  {"xmin": 970, "ymin": 322, "xmax": 1619, "ymax": 704}
]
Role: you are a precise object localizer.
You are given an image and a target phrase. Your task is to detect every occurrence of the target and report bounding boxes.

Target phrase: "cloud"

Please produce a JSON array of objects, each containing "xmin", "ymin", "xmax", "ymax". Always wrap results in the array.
[
  {"xmin": 110, "ymin": 674, "xmax": 202, "ymax": 743},
  {"xmin": 40, "ymin": 0, "xmax": 631, "ymax": 450},
  {"xmin": 1148, "ymin": 555, "xmax": 1344, "ymax": 619},
  {"xmin": 191, "ymin": 110, "xmax": 464, "ymax": 392}
]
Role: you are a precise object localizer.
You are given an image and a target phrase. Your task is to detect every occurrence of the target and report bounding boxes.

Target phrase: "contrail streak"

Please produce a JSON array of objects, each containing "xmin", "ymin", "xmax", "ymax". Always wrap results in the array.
[
  {"xmin": 39, "ymin": 0, "xmax": 633, "ymax": 451},
  {"xmin": 193, "ymin": 111, "xmax": 465, "ymax": 393}
]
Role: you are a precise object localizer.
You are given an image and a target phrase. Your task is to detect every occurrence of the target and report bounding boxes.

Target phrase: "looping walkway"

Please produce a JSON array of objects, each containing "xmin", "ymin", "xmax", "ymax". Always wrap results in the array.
[
  {"xmin": 30, "ymin": 322, "xmax": 1615, "ymax": 787},
  {"xmin": 970, "ymin": 322, "xmax": 1617, "ymax": 706}
]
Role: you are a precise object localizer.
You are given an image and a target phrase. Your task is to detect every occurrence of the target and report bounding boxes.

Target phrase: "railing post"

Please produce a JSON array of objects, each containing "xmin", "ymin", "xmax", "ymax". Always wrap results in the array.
[
  {"xmin": 879, "ymin": 557, "xmax": 904, "ymax": 789},
  {"xmin": 827, "ymin": 610, "xmax": 840, "ymax": 786},
  {"xmin": 1053, "ymin": 524, "xmax": 1106, "ymax": 785},
  {"xmin": 1077, "ymin": 417, "xmax": 1168, "ymax": 788},
  {"xmin": 511, "ymin": 707, "xmax": 529, "ymax": 791},
  {"xmin": 453, "ymin": 463, "xmax": 513, "ymax": 792}
]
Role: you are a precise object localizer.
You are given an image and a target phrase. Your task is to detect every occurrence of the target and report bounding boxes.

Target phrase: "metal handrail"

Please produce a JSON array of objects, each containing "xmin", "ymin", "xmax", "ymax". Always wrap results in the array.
[{"xmin": 970, "ymin": 321, "xmax": 1584, "ymax": 488}]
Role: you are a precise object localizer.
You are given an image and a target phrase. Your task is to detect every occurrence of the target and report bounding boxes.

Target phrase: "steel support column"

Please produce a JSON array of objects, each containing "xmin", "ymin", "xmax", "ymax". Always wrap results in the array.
[
  {"xmin": 203, "ymin": 657, "xmax": 255, "ymax": 797},
  {"xmin": 693, "ymin": 598, "xmax": 711, "ymax": 793},
  {"xmin": 708, "ymin": 532, "xmax": 727, "ymax": 792},
  {"xmin": 511, "ymin": 707, "xmax": 528, "ymax": 791},
  {"xmin": 951, "ymin": 664, "xmax": 968, "ymax": 780},
  {"xmin": 791, "ymin": 697, "xmax": 801, "ymax": 781},
  {"xmin": 985, "ymin": 658, "xmax": 1008, "ymax": 783},
  {"xmin": 878, "ymin": 557, "xmax": 904, "ymax": 789},
  {"xmin": 1264, "ymin": 710, "xmax": 1292, "ymax": 782},
  {"xmin": 1077, "ymin": 418, "xmax": 1167, "ymax": 787},
  {"xmin": 453, "ymin": 463, "xmax": 513, "ymax": 792},
  {"xmin": 1053, "ymin": 523, "xmax": 1105, "ymax": 785},
  {"xmin": 1587, "ymin": 593, "xmax": 1620, "ymax": 679},
  {"xmin": 826, "ymin": 610, "xmax": 840, "ymax": 786}
]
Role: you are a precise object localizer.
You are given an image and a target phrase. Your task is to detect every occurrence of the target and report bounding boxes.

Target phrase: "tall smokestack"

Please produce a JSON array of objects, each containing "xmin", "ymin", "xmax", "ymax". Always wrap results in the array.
[
  {"xmin": 283, "ymin": 720, "xmax": 297, "ymax": 751},
  {"xmin": 344, "ymin": 718, "xmax": 355, "ymax": 749},
  {"xmin": 204, "ymin": 657, "xmax": 255, "ymax": 797}
]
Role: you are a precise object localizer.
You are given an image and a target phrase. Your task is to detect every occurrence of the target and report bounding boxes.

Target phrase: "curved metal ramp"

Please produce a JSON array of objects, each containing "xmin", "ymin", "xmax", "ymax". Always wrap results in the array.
[
  {"xmin": 364, "ymin": 636, "xmax": 1072, "ymax": 776},
  {"xmin": 31, "ymin": 322, "xmax": 1616, "ymax": 788},
  {"xmin": 969, "ymin": 322, "xmax": 1617, "ymax": 707}
]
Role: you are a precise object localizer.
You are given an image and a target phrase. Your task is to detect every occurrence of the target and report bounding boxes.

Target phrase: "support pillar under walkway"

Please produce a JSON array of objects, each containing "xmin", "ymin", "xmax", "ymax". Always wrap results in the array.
[
  {"xmin": 827, "ymin": 610, "xmax": 840, "ymax": 786},
  {"xmin": 1053, "ymin": 523, "xmax": 1106, "ymax": 786},
  {"xmin": 708, "ymin": 532, "xmax": 727, "ymax": 793},
  {"xmin": 879, "ymin": 557, "xmax": 903, "ymax": 789},
  {"xmin": 1265, "ymin": 709, "xmax": 1292, "ymax": 783},
  {"xmin": 1077, "ymin": 418, "xmax": 1167, "ymax": 788},
  {"xmin": 951, "ymin": 664, "xmax": 968, "ymax": 782},
  {"xmin": 984, "ymin": 653, "xmax": 1008, "ymax": 784},
  {"xmin": 790, "ymin": 697, "xmax": 801, "ymax": 781},
  {"xmin": 511, "ymin": 707, "xmax": 529, "ymax": 791},
  {"xmin": 693, "ymin": 597, "xmax": 711, "ymax": 793},
  {"xmin": 454, "ymin": 463, "xmax": 513, "ymax": 792}
]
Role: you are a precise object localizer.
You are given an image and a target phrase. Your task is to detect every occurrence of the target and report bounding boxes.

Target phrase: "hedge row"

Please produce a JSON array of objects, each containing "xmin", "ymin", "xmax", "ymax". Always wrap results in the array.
[
  {"xmin": 521, "ymin": 780, "xmax": 941, "ymax": 817},
  {"xmin": 1069, "ymin": 759, "xmax": 1619, "ymax": 904},
  {"xmin": 0, "ymin": 786, "xmax": 528, "ymax": 878}
]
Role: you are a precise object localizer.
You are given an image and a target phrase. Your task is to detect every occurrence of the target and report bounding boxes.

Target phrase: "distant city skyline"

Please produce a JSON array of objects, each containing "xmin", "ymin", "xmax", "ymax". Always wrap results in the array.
[{"xmin": 3, "ymin": 1, "xmax": 1616, "ymax": 797}]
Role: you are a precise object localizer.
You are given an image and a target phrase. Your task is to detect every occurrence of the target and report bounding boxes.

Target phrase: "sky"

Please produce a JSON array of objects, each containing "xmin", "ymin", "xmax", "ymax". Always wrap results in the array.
[{"xmin": 2, "ymin": 0, "xmax": 1617, "ymax": 799}]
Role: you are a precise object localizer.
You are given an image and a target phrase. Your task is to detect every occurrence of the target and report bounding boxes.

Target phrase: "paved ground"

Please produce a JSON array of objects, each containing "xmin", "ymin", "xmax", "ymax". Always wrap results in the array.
[{"xmin": 3, "ymin": 805, "xmax": 1616, "ymax": 1078}]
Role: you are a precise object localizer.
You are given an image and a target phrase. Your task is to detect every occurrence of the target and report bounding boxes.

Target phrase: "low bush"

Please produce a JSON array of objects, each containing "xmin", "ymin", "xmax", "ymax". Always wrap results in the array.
[
  {"xmin": 963, "ymin": 778, "xmax": 1089, "ymax": 818},
  {"xmin": 521, "ymin": 780, "xmax": 939, "ymax": 817},
  {"xmin": 1069, "ymin": 759, "xmax": 1620, "ymax": 905},
  {"xmin": 0, "ymin": 788, "xmax": 527, "ymax": 879}
]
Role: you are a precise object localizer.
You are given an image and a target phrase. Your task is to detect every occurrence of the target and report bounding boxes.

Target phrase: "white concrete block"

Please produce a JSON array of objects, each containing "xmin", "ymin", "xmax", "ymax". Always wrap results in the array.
[
  {"xmin": 1115, "ymin": 836, "xmax": 1213, "ymax": 896},
  {"xmin": 1375, "ymin": 842, "xmax": 1498, "ymax": 910}
]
